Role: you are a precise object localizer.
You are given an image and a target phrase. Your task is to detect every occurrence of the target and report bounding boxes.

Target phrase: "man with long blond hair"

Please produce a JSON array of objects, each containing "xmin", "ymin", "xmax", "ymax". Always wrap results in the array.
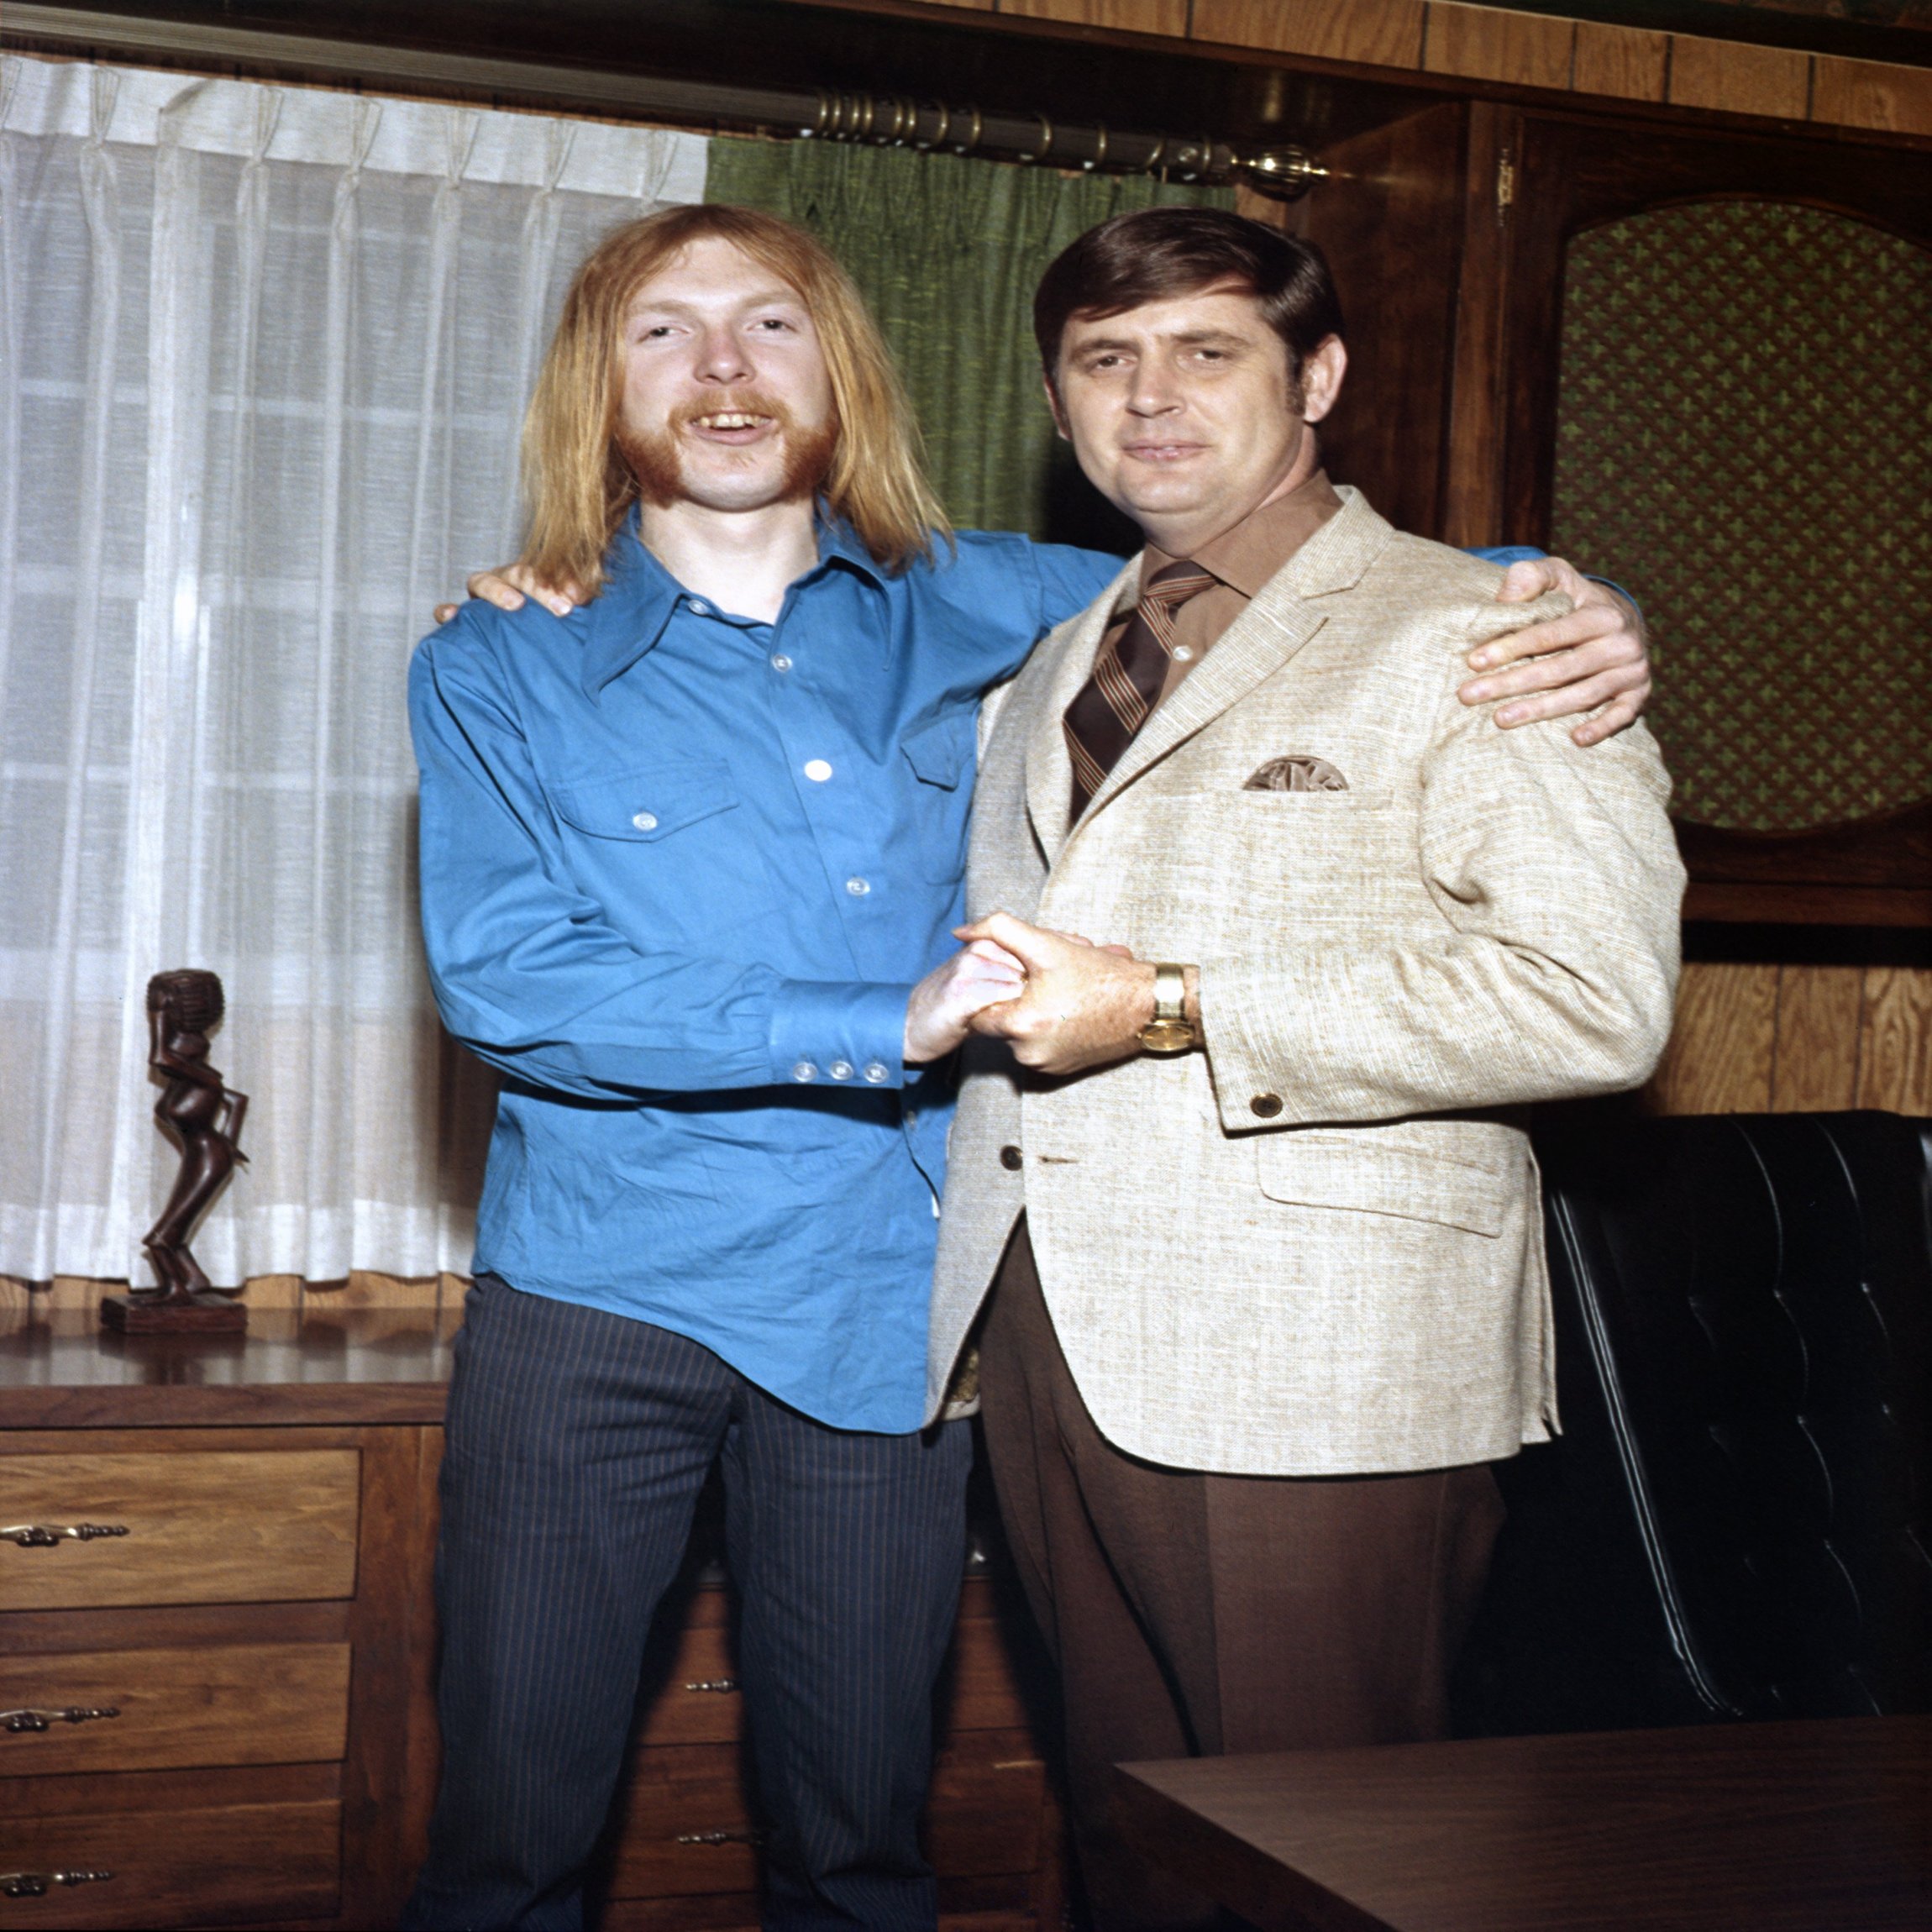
[{"xmin": 407, "ymin": 201, "xmax": 1649, "ymax": 1931}]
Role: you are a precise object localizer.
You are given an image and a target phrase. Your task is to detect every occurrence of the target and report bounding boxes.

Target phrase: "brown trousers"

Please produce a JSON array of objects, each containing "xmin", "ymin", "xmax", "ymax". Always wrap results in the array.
[{"xmin": 978, "ymin": 1221, "xmax": 1505, "ymax": 1932}]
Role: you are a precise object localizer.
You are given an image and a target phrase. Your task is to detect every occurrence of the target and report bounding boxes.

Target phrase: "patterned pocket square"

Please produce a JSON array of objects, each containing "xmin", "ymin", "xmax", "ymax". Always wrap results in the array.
[{"xmin": 1243, "ymin": 755, "xmax": 1349, "ymax": 793}]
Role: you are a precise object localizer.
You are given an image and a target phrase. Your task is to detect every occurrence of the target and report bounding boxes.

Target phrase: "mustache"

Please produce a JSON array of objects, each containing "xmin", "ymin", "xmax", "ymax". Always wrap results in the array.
[
  {"xmin": 617, "ymin": 389, "xmax": 839, "ymax": 510},
  {"xmin": 668, "ymin": 389, "xmax": 796, "ymax": 433}
]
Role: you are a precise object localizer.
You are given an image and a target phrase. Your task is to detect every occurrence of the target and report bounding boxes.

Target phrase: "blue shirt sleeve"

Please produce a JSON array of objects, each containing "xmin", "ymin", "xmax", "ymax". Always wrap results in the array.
[
  {"xmin": 411, "ymin": 622, "xmax": 914, "ymax": 1100},
  {"xmin": 1027, "ymin": 540, "xmax": 1130, "ymax": 631}
]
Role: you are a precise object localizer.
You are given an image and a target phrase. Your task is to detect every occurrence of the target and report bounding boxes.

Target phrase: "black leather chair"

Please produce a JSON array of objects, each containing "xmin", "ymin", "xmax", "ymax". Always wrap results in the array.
[{"xmin": 1455, "ymin": 1108, "xmax": 1932, "ymax": 1738}]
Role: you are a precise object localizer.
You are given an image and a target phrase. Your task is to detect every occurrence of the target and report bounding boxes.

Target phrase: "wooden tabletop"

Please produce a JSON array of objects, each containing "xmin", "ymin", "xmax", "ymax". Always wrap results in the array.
[
  {"xmin": 0, "ymin": 1306, "xmax": 457, "ymax": 1427},
  {"xmin": 1114, "ymin": 1716, "xmax": 1932, "ymax": 1932}
]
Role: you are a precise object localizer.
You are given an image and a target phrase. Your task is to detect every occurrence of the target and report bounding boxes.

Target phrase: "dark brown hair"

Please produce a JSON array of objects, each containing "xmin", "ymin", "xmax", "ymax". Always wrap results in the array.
[{"xmin": 1033, "ymin": 207, "xmax": 1344, "ymax": 384}]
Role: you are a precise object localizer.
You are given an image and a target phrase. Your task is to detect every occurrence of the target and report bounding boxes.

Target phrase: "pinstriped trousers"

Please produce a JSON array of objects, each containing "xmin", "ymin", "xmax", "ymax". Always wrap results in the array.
[{"xmin": 402, "ymin": 1275, "xmax": 972, "ymax": 1932}]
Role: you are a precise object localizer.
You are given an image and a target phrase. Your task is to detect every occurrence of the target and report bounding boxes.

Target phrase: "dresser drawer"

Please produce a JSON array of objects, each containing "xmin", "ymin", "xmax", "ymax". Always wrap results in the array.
[
  {"xmin": 0, "ymin": 1798, "xmax": 339, "ymax": 1928},
  {"xmin": 926, "ymin": 1730, "xmax": 1047, "ymax": 1877},
  {"xmin": 635, "ymin": 1620, "xmax": 743, "ymax": 1747},
  {"xmin": 940, "ymin": 1606, "xmax": 1032, "ymax": 1734},
  {"xmin": 606, "ymin": 1743, "xmax": 759, "ymax": 1899},
  {"xmin": 0, "ymin": 1452, "xmax": 359, "ymax": 1610},
  {"xmin": 0, "ymin": 1641, "xmax": 350, "ymax": 1776}
]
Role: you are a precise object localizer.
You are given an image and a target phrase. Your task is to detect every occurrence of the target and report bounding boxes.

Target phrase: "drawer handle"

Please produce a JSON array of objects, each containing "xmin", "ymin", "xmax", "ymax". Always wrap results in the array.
[
  {"xmin": 3, "ymin": 1523, "xmax": 130, "ymax": 1548},
  {"xmin": 675, "ymin": 1829, "xmax": 761, "ymax": 1847},
  {"xmin": 1, "ymin": 1870, "xmax": 115, "ymax": 1898},
  {"xmin": 682, "ymin": 1677, "xmax": 739, "ymax": 1693},
  {"xmin": 4, "ymin": 1705, "xmax": 122, "ymax": 1733}
]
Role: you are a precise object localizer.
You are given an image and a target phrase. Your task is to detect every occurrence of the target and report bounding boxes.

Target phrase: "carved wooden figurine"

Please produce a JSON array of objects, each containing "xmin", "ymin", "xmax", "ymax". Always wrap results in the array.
[{"xmin": 101, "ymin": 969, "xmax": 249, "ymax": 1334}]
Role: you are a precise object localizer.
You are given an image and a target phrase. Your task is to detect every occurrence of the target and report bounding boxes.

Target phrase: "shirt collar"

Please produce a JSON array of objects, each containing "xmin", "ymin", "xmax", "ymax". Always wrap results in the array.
[
  {"xmin": 577, "ymin": 505, "xmax": 889, "ymax": 701},
  {"xmin": 1142, "ymin": 466, "xmax": 1345, "ymax": 601}
]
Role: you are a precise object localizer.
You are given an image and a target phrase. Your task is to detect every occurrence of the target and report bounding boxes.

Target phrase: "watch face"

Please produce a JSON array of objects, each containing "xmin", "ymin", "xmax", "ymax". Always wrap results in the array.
[{"xmin": 1140, "ymin": 1019, "xmax": 1196, "ymax": 1055}]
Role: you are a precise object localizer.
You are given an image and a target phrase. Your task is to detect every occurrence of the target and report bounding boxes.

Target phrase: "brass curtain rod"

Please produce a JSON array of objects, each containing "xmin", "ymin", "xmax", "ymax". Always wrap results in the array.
[{"xmin": 1, "ymin": 3, "xmax": 1327, "ymax": 200}]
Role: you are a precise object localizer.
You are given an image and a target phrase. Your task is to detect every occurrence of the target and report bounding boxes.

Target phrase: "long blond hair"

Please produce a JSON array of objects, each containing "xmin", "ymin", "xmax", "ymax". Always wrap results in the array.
[{"xmin": 520, "ymin": 203, "xmax": 948, "ymax": 596}]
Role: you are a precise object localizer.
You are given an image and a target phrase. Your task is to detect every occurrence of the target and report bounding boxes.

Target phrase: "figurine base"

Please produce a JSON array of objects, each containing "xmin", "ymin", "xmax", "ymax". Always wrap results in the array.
[{"xmin": 101, "ymin": 1291, "xmax": 247, "ymax": 1334}]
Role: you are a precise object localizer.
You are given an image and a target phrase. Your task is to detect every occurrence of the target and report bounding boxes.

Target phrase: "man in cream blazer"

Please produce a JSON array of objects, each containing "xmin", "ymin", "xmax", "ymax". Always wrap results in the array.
[{"xmin": 930, "ymin": 208, "xmax": 1685, "ymax": 1929}]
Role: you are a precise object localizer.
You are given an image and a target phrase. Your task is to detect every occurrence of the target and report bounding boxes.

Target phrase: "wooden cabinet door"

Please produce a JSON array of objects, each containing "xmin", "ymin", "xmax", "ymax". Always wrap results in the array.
[
  {"xmin": 1497, "ymin": 113, "xmax": 1932, "ymax": 550},
  {"xmin": 1495, "ymin": 113, "xmax": 1932, "ymax": 921}
]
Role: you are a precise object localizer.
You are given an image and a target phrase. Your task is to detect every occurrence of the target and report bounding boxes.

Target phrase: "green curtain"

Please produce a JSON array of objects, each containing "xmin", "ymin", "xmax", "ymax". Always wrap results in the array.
[{"xmin": 706, "ymin": 137, "xmax": 1231, "ymax": 546}]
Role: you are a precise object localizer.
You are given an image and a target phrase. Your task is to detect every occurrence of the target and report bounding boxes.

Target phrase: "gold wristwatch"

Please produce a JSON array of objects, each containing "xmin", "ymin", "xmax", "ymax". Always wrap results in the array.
[{"xmin": 1138, "ymin": 963, "xmax": 1199, "ymax": 1055}]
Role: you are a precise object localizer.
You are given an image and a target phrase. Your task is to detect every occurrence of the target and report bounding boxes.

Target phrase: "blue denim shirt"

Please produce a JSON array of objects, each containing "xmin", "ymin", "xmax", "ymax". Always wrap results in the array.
[
  {"xmin": 413, "ymin": 516, "xmax": 1546, "ymax": 1432},
  {"xmin": 412, "ymin": 516, "xmax": 1121, "ymax": 1431}
]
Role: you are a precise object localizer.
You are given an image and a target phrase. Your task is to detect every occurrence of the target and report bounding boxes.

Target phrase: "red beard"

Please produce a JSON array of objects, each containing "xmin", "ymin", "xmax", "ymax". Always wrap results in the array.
[{"xmin": 617, "ymin": 390, "xmax": 838, "ymax": 508}]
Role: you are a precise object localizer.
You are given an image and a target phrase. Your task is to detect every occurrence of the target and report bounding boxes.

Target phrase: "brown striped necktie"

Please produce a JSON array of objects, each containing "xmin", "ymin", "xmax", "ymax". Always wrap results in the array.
[{"xmin": 1063, "ymin": 558, "xmax": 1215, "ymax": 821}]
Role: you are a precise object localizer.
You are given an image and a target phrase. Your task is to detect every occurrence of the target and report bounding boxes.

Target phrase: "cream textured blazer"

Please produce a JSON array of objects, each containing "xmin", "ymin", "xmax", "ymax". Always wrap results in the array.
[{"xmin": 927, "ymin": 490, "xmax": 1685, "ymax": 1475}]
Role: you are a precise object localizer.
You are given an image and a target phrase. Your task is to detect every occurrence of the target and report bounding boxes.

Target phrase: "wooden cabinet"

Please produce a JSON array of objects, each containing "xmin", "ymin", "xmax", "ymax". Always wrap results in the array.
[
  {"xmin": 0, "ymin": 1308, "xmax": 1065, "ymax": 1930},
  {"xmin": 594, "ymin": 1571, "xmax": 1063, "ymax": 1929}
]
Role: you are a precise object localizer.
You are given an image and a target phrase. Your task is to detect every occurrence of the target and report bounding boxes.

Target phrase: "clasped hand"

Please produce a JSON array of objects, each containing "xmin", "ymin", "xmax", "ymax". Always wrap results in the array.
[{"xmin": 902, "ymin": 913, "xmax": 1158, "ymax": 1076}]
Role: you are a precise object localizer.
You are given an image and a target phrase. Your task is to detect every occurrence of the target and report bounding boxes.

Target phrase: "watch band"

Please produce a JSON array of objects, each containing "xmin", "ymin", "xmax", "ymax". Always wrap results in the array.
[{"xmin": 1139, "ymin": 963, "xmax": 1197, "ymax": 1055}]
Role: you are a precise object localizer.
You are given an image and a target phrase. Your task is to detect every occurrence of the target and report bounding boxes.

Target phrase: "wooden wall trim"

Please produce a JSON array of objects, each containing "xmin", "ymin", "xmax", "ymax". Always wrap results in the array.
[{"xmin": 899, "ymin": 0, "xmax": 1932, "ymax": 139}]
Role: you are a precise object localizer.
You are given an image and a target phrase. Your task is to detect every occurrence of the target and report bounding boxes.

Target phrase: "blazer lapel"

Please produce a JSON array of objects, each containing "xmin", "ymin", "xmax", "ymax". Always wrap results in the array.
[
  {"xmin": 1072, "ymin": 489, "xmax": 1396, "ymax": 835},
  {"xmin": 1022, "ymin": 560, "xmax": 1139, "ymax": 866}
]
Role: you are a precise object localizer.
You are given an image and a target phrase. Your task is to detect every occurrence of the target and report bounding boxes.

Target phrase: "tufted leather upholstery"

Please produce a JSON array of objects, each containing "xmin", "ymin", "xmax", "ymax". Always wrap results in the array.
[{"xmin": 1456, "ymin": 1109, "xmax": 1932, "ymax": 1737}]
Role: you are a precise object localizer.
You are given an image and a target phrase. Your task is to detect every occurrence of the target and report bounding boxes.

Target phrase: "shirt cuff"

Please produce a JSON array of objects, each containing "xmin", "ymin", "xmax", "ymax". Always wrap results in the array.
[
  {"xmin": 1583, "ymin": 574, "xmax": 1641, "ymax": 620},
  {"xmin": 769, "ymin": 979, "xmax": 914, "ymax": 1091}
]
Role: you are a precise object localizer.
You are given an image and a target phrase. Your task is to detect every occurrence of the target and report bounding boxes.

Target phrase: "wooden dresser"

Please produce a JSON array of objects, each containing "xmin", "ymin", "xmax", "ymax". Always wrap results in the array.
[{"xmin": 0, "ymin": 1306, "xmax": 1065, "ymax": 1931}]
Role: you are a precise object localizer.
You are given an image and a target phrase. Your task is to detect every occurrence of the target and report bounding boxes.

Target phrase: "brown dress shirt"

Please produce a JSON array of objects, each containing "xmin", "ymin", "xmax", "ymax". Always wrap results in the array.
[{"xmin": 1101, "ymin": 466, "xmax": 1344, "ymax": 714}]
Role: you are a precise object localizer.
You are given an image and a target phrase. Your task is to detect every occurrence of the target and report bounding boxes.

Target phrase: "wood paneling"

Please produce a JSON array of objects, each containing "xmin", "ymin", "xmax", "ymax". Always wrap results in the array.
[
  {"xmin": 1767, "ymin": 968, "xmax": 1863, "ymax": 1112},
  {"xmin": 0, "ymin": 1798, "xmax": 340, "ymax": 1929},
  {"xmin": 1441, "ymin": 98, "xmax": 1518, "ymax": 547},
  {"xmin": 1000, "ymin": 0, "xmax": 1189, "ymax": 31},
  {"xmin": 1193, "ymin": 0, "xmax": 1427, "ymax": 70},
  {"xmin": 1646, "ymin": 963, "xmax": 1932, "ymax": 1119},
  {"xmin": 1571, "ymin": 19, "xmax": 1667, "ymax": 102},
  {"xmin": 1856, "ymin": 969, "xmax": 1932, "ymax": 1114},
  {"xmin": 1646, "ymin": 963, "xmax": 1778, "ymax": 1115},
  {"xmin": 1424, "ymin": 3, "xmax": 1573, "ymax": 91},
  {"xmin": 0, "ymin": 1450, "xmax": 360, "ymax": 1611},
  {"xmin": 1812, "ymin": 55, "xmax": 1932, "ymax": 136},
  {"xmin": 1301, "ymin": 102, "xmax": 1473, "ymax": 542},
  {"xmin": 1667, "ymin": 37, "xmax": 1812, "ymax": 119},
  {"xmin": 0, "ymin": 1641, "xmax": 350, "ymax": 1777}
]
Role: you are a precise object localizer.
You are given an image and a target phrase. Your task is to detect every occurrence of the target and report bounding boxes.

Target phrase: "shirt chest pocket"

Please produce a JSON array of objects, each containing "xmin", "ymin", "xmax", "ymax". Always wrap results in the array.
[
  {"xmin": 900, "ymin": 713, "xmax": 976, "ymax": 884},
  {"xmin": 544, "ymin": 759, "xmax": 773, "ymax": 943}
]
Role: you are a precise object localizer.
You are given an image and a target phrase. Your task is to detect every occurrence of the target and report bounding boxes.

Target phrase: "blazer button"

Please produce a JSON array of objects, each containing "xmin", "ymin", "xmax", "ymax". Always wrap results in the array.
[
  {"xmin": 1249, "ymin": 1094, "xmax": 1284, "ymax": 1119},
  {"xmin": 1000, "ymin": 1145, "xmax": 1024, "ymax": 1170}
]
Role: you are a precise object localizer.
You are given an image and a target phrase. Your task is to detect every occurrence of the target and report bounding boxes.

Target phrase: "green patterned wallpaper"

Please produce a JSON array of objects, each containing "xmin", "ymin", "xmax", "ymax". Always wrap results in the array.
[{"xmin": 1551, "ymin": 199, "xmax": 1932, "ymax": 831}]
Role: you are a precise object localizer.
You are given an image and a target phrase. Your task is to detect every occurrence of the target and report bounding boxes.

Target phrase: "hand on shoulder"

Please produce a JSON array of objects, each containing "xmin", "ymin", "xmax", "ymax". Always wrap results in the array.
[
  {"xmin": 432, "ymin": 564, "xmax": 584, "ymax": 627},
  {"xmin": 1460, "ymin": 555, "xmax": 1651, "ymax": 748}
]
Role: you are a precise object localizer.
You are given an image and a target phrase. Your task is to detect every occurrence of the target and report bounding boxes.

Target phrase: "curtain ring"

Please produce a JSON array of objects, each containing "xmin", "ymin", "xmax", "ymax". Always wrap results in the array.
[
  {"xmin": 1141, "ymin": 134, "xmax": 1167, "ymax": 176},
  {"xmin": 1021, "ymin": 113, "xmax": 1055, "ymax": 164},
  {"xmin": 954, "ymin": 104, "xmax": 983, "ymax": 155},
  {"xmin": 1084, "ymin": 123, "xmax": 1109, "ymax": 172},
  {"xmin": 916, "ymin": 101, "xmax": 950, "ymax": 151}
]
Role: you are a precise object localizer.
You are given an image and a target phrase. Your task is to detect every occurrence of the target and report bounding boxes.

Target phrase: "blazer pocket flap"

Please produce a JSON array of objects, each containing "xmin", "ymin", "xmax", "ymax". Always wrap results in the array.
[
  {"xmin": 902, "ymin": 714, "xmax": 972, "ymax": 790},
  {"xmin": 1256, "ymin": 1135, "xmax": 1506, "ymax": 1237},
  {"xmin": 547, "ymin": 760, "xmax": 738, "ymax": 842}
]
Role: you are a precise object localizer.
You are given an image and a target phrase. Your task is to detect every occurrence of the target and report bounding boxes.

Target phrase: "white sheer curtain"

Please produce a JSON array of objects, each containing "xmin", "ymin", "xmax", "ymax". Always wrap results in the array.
[{"xmin": 0, "ymin": 55, "xmax": 707, "ymax": 1285}]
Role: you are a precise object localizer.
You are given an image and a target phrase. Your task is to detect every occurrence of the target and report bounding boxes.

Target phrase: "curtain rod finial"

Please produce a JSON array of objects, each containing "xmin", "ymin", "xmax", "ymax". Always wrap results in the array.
[{"xmin": 1236, "ymin": 147, "xmax": 1327, "ymax": 202}]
